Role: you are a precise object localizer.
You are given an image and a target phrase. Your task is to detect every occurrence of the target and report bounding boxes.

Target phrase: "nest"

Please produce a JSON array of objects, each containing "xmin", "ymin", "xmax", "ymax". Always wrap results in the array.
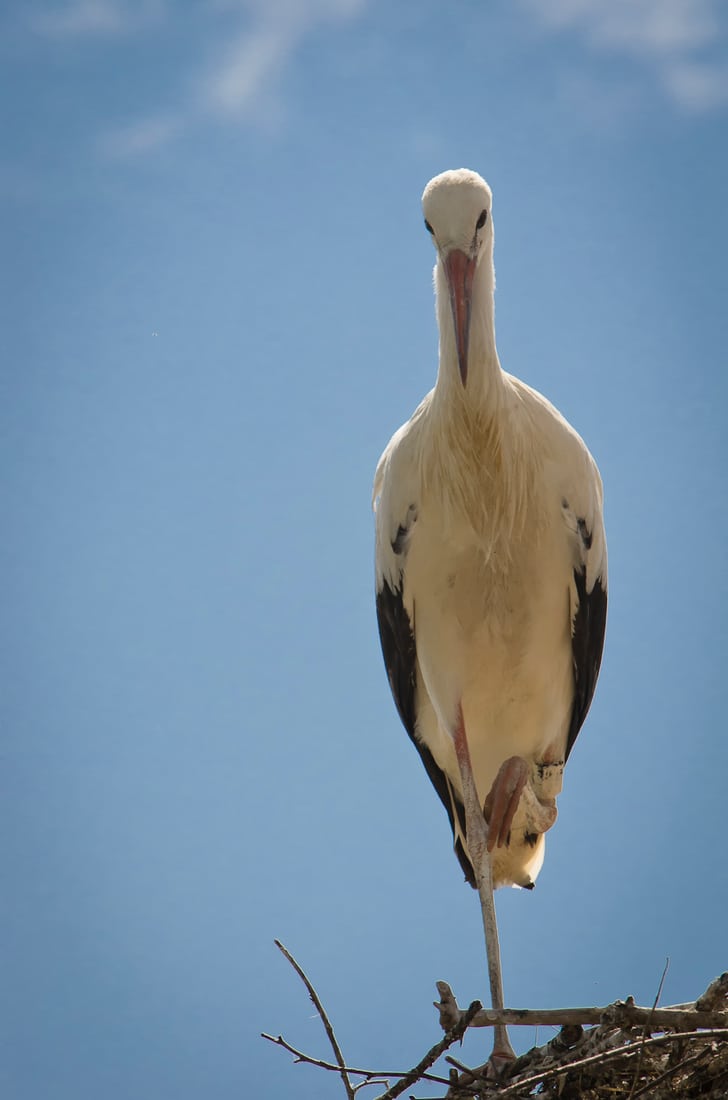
[
  {"xmin": 446, "ymin": 1028, "xmax": 728, "ymax": 1098},
  {"xmin": 445, "ymin": 1011, "xmax": 728, "ymax": 1099},
  {"xmin": 263, "ymin": 943, "xmax": 728, "ymax": 1100},
  {"xmin": 434, "ymin": 975, "xmax": 728, "ymax": 1099}
]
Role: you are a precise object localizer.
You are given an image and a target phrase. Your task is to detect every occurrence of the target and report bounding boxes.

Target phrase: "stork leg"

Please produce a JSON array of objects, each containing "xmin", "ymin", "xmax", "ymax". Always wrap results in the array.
[{"xmin": 453, "ymin": 705, "xmax": 516, "ymax": 1070}]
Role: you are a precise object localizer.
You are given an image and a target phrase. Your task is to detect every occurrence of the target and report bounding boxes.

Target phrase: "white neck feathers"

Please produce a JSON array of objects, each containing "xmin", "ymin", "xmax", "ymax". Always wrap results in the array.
[{"xmin": 421, "ymin": 251, "xmax": 537, "ymax": 556}]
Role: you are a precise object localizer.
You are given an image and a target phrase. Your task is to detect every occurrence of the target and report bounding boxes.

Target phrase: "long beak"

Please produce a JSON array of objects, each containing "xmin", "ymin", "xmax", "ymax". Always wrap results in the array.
[{"xmin": 444, "ymin": 249, "xmax": 476, "ymax": 386}]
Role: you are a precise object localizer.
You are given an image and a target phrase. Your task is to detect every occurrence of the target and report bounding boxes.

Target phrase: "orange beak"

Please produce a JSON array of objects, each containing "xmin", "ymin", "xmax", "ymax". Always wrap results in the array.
[{"xmin": 444, "ymin": 249, "xmax": 476, "ymax": 386}]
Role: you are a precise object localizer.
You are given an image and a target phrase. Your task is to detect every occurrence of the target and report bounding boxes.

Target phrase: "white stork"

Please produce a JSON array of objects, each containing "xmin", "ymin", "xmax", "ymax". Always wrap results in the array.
[{"xmin": 373, "ymin": 169, "xmax": 607, "ymax": 1069}]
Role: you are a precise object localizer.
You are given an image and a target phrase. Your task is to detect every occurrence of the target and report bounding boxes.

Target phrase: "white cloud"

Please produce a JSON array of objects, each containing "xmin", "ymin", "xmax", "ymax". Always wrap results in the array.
[
  {"xmin": 99, "ymin": 113, "xmax": 182, "ymax": 157},
  {"xmin": 98, "ymin": 0, "xmax": 368, "ymax": 155},
  {"xmin": 203, "ymin": 22, "xmax": 297, "ymax": 116},
  {"xmin": 523, "ymin": 0, "xmax": 718, "ymax": 53},
  {"xmin": 663, "ymin": 59, "xmax": 728, "ymax": 110},
  {"xmin": 31, "ymin": 0, "xmax": 164, "ymax": 37},
  {"xmin": 200, "ymin": 0, "xmax": 366, "ymax": 116},
  {"xmin": 521, "ymin": 0, "xmax": 728, "ymax": 111}
]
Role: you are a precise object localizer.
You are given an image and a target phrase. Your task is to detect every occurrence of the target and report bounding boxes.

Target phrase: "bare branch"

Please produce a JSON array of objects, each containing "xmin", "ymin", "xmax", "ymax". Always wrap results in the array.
[
  {"xmin": 262, "ymin": 1031, "xmax": 347, "ymax": 1073},
  {"xmin": 473, "ymin": 1004, "xmax": 728, "ymax": 1029},
  {"xmin": 436, "ymin": 981, "xmax": 728, "ymax": 1031},
  {"xmin": 273, "ymin": 939, "xmax": 355, "ymax": 1100},
  {"xmin": 260, "ymin": 1032, "xmax": 450, "ymax": 1088},
  {"xmin": 351, "ymin": 1080, "xmax": 389, "ymax": 1096},
  {"xmin": 374, "ymin": 999, "xmax": 483, "ymax": 1100}
]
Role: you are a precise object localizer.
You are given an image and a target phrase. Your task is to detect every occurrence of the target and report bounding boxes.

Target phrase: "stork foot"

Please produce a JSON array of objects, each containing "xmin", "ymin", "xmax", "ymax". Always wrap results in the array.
[
  {"xmin": 486, "ymin": 1043, "xmax": 517, "ymax": 1077},
  {"xmin": 483, "ymin": 756, "xmax": 528, "ymax": 852},
  {"xmin": 487, "ymin": 1021, "xmax": 517, "ymax": 1075},
  {"xmin": 446, "ymin": 1047, "xmax": 516, "ymax": 1096}
]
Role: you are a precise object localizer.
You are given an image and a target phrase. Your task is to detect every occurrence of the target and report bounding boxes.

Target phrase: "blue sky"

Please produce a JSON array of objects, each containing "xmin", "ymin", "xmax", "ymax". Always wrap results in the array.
[{"xmin": 2, "ymin": 2, "xmax": 727, "ymax": 1098}]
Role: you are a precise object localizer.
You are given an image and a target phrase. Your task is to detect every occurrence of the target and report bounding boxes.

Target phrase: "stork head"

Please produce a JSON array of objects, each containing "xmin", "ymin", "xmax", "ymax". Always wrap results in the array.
[{"xmin": 422, "ymin": 169, "xmax": 493, "ymax": 386}]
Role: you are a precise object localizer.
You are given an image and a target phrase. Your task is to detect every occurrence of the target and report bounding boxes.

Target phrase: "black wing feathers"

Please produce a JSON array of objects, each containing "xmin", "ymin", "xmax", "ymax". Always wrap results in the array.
[
  {"xmin": 566, "ymin": 568, "xmax": 608, "ymax": 760},
  {"xmin": 375, "ymin": 581, "xmax": 417, "ymax": 735},
  {"xmin": 375, "ymin": 581, "xmax": 476, "ymax": 887}
]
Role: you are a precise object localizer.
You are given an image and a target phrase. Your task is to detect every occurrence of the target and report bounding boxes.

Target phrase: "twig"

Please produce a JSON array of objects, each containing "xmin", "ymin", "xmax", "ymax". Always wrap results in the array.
[
  {"xmin": 373, "ymin": 999, "xmax": 483, "ymax": 1100},
  {"xmin": 260, "ymin": 1033, "xmax": 451, "ymax": 1087},
  {"xmin": 444, "ymin": 1053, "xmax": 480, "ymax": 1089},
  {"xmin": 273, "ymin": 939, "xmax": 355, "ymax": 1100},
  {"xmin": 351, "ymin": 1080, "xmax": 389, "ymax": 1096},
  {"xmin": 627, "ymin": 956, "xmax": 670, "ymax": 1100}
]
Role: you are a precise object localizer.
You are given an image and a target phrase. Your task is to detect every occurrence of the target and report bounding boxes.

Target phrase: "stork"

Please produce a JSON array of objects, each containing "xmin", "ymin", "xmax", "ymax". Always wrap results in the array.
[{"xmin": 373, "ymin": 169, "xmax": 607, "ymax": 1069}]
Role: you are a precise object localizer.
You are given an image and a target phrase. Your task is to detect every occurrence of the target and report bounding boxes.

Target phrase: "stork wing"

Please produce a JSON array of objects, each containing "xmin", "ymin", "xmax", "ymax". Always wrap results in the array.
[
  {"xmin": 372, "ymin": 424, "xmax": 421, "ymax": 740},
  {"xmin": 375, "ymin": 573, "xmax": 417, "ymax": 736},
  {"xmin": 375, "ymin": 564, "xmax": 474, "ymax": 886},
  {"xmin": 564, "ymin": 461, "xmax": 608, "ymax": 760},
  {"xmin": 373, "ymin": 424, "xmax": 475, "ymax": 886},
  {"xmin": 567, "ymin": 567, "xmax": 607, "ymax": 759}
]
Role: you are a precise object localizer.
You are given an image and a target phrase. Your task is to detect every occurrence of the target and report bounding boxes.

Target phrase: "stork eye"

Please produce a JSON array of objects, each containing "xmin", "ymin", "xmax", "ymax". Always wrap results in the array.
[
  {"xmin": 424, "ymin": 218, "xmax": 434, "ymax": 235},
  {"xmin": 476, "ymin": 209, "xmax": 488, "ymax": 230}
]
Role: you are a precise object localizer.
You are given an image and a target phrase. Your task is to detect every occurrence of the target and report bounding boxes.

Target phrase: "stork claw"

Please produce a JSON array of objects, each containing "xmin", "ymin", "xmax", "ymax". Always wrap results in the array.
[{"xmin": 483, "ymin": 756, "xmax": 528, "ymax": 852}]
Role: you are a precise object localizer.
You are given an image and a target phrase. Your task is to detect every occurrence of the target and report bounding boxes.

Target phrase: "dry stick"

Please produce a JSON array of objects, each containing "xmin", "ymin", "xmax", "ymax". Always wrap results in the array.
[
  {"xmin": 373, "ymin": 999, "xmax": 483, "ymax": 1100},
  {"xmin": 260, "ymin": 1032, "xmax": 452, "ymax": 1088},
  {"xmin": 465, "ymin": 1003, "xmax": 728, "ymax": 1030},
  {"xmin": 627, "ymin": 957, "xmax": 671, "ymax": 1100},
  {"xmin": 443, "ymin": 1053, "xmax": 480, "ymax": 1091},
  {"xmin": 351, "ymin": 1081, "xmax": 391, "ymax": 1097},
  {"xmin": 273, "ymin": 939, "xmax": 355, "ymax": 1100},
  {"xmin": 437, "ymin": 977, "xmax": 728, "ymax": 1031},
  {"xmin": 493, "ymin": 1028, "xmax": 728, "ymax": 1099}
]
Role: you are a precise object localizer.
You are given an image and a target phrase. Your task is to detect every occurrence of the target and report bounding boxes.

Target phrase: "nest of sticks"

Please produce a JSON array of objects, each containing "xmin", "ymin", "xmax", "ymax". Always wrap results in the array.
[
  {"xmin": 433, "ymin": 973, "xmax": 728, "ymax": 1099},
  {"xmin": 263, "ymin": 943, "xmax": 728, "ymax": 1099}
]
